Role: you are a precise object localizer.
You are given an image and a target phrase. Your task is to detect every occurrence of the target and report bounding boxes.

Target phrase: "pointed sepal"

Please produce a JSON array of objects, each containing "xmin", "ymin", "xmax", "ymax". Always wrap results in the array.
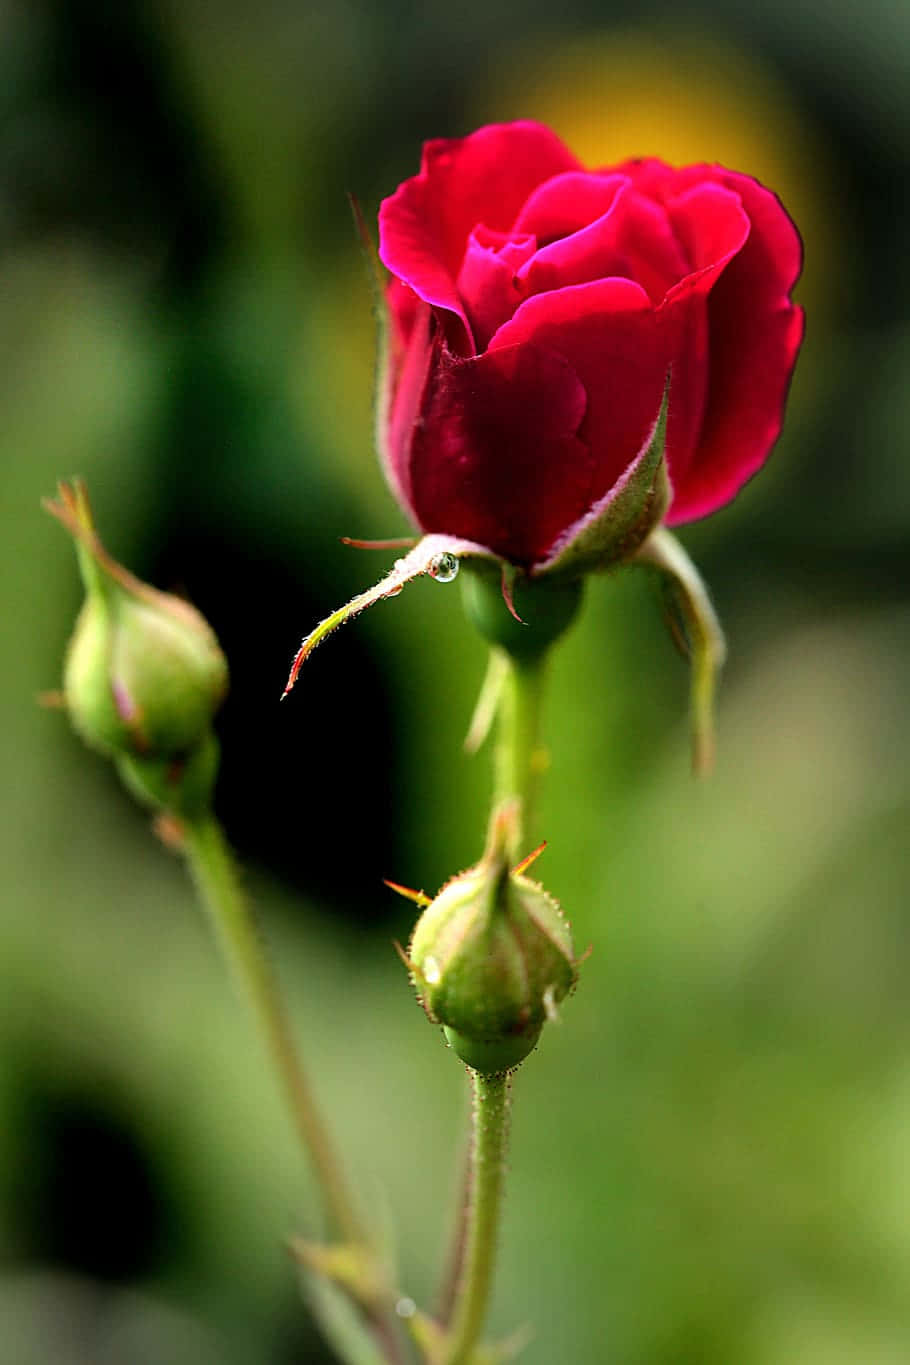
[
  {"xmin": 532, "ymin": 376, "xmax": 670, "ymax": 578},
  {"xmin": 288, "ymin": 1237, "xmax": 385, "ymax": 1312},
  {"xmin": 632, "ymin": 526, "xmax": 726, "ymax": 776},
  {"xmin": 282, "ymin": 533, "xmax": 498, "ymax": 695},
  {"xmin": 464, "ymin": 649, "xmax": 508, "ymax": 754}
]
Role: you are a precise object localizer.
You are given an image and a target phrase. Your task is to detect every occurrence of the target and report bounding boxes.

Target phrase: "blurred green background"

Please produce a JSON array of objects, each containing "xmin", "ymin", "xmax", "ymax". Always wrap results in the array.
[{"xmin": 2, "ymin": 0, "xmax": 909, "ymax": 1361}]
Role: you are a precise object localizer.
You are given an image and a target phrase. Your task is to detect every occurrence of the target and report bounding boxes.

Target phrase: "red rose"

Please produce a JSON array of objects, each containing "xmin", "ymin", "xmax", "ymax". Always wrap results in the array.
[{"xmin": 378, "ymin": 120, "xmax": 804, "ymax": 570}]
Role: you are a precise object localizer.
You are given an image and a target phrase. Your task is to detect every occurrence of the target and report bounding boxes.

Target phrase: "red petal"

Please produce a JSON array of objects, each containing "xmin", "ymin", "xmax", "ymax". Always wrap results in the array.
[
  {"xmin": 380, "ymin": 295, "xmax": 434, "ymax": 513},
  {"xmin": 378, "ymin": 122, "xmax": 578, "ymax": 348},
  {"xmin": 513, "ymin": 171, "xmax": 628, "ymax": 239},
  {"xmin": 456, "ymin": 226, "xmax": 537, "ymax": 351},
  {"xmin": 489, "ymin": 278, "xmax": 670, "ymax": 517},
  {"xmin": 664, "ymin": 171, "xmax": 804, "ymax": 521},
  {"xmin": 518, "ymin": 182, "xmax": 690, "ymax": 305},
  {"xmin": 655, "ymin": 182, "xmax": 751, "ymax": 500},
  {"xmin": 407, "ymin": 338, "xmax": 590, "ymax": 566}
]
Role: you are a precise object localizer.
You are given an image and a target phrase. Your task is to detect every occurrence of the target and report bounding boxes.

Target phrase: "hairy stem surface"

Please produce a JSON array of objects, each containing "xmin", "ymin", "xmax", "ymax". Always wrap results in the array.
[{"xmin": 443, "ymin": 1070, "xmax": 512, "ymax": 1365}]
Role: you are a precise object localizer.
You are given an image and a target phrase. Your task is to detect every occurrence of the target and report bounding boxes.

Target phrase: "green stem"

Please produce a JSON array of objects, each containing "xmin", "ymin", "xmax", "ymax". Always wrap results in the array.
[
  {"xmin": 491, "ymin": 648, "xmax": 547, "ymax": 861},
  {"xmin": 183, "ymin": 813, "xmax": 363, "ymax": 1247},
  {"xmin": 443, "ymin": 1071, "xmax": 512, "ymax": 1365},
  {"xmin": 437, "ymin": 649, "xmax": 546, "ymax": 1352}
]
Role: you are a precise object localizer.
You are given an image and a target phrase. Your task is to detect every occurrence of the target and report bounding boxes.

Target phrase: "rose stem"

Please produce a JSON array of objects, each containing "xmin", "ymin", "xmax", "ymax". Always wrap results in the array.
[
  {"xmin": 182, "ymin": 812, "xmax": 364, "ymax": 1246},
  {"xmin": 442, "ymin": 1069, "xmax": 512, "ymax": 1365},
  {"xmin": 440, "ymin": 649, "xmax": 546, "ymax": 1357},
  {"xmin": 491, "ymin": 648, "xmax": 547, "ymax": 860}
]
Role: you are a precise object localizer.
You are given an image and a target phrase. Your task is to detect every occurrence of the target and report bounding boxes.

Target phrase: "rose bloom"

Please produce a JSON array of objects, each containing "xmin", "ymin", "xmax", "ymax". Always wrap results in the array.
[{"xmin": 377, "ymin": 120, "xmax": 804, "ymax": 570}]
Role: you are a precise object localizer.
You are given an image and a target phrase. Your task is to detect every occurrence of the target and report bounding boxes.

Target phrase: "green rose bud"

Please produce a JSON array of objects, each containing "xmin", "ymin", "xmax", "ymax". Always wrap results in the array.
[
  {"xmin": 406, "ymin": 841, "xmax": 578, "ymax": 1074},
  {"xmin": 46, "ymin": 480, "xmax": 228, "ymax": 812}
]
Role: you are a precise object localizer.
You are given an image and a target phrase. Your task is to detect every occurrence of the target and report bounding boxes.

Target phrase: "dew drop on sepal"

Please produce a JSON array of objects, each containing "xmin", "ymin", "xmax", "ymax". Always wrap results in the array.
[{"xmin": 428, "ymin": 552, "xmax": 459, "ymax": 583}]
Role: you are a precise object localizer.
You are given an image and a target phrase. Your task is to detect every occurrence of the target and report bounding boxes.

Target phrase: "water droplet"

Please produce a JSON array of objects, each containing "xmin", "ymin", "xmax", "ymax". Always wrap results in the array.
[
  {"xmin": 396, "ymin": 1297, "xmax": 416, "ymax": 1319},
  {"xmin": 423, "ymin": 955, "xmax": 441, "ymax": 984},
  {"xmin": 428, "ymin": 551, "xmax": 459, "ymax": 584}
]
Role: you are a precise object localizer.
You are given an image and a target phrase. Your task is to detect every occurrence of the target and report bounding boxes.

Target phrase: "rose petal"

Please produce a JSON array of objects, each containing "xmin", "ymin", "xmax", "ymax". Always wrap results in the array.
[
  {"xmin": 518, "ymin": 183, "xmax": 690, "ymax": 304},
  {"xmin": 489, "ymin": 278, "xmax": 670, "ymax": 515},
  {"xmin": 406, "ymin": 338, "xmax": 590, "ymax": 566},
  {"xmin": 456, "ymin": 226, "xmax": 538, "ymax": 352},
  {"xmin": 380, "ymin": 295, "xmax": 434, "ymax": 512},
  {"xmin": 378, "ymin": 122, "xmax": 578, "ymax": 349},
  {"xmin": 655, "ymin": 182, "xmax": 751, "ymax": 498},
  {"xmin": 513, "ymin": 171, "xmax": 628, "ymax": 240},
  {"xmin": 663, "ymin": 171, "xmax": 804, "ymax": 521}
]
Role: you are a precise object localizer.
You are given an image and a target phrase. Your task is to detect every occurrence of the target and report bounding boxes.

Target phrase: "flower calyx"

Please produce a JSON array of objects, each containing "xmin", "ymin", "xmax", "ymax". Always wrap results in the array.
[
  {"xmin": 45, "ymin": 480, "xmax": 228, "ymax": 815},
  {"xmin": 396, "ymin": 813, "xmax": 578, "ymax": 1073}
]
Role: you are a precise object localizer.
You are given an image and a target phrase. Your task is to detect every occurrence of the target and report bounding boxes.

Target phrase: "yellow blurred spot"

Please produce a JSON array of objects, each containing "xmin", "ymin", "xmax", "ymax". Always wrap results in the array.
[{"xmin": 479, "ymin": 28, "xmax": 835, "ymax": 320}]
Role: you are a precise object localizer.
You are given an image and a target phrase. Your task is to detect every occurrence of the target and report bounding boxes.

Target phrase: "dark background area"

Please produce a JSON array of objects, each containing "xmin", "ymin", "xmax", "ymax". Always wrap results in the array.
[{"xmin": 2, "ymin": 0, "xmax": 909, "ymax": 1361}]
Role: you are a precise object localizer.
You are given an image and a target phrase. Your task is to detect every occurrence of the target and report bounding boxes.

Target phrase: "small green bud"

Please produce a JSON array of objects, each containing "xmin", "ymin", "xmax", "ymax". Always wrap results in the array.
[
  {"xmin": 408, "ymin": 848, "xmax": 578, "ymax": 1073},
  {"xmin": 46, "ymin": 481, "xmax": 228, "ymax": 763}
]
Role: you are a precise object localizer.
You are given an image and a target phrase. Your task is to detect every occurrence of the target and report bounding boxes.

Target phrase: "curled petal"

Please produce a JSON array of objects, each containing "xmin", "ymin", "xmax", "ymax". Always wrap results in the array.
[
  {"xmin": 518, "ymin": 184, "xmax": 688, "ymax": 304},
  {"xmin": 666, "ymin": 170, "xmax": 804, "ymax": 522},
  {"xmin": 378, "ymin": 121, "xmax": 579, "ymax": 350}
]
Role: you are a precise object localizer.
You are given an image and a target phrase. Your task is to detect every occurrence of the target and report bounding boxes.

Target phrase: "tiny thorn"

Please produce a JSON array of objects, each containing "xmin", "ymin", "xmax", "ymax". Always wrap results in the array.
[
  {"xmin": 383, "ymin": 878, "xmax": 432, "ymax": 907},
  {"xmin": 500, "ymin": 565, "xmax": 527, "ymax": 624},
  {"xmin": 36, "ymin": 689, "xmax": 66, "ymax": 709},
  {"xmin": 392, "ymin": 939, "xmax": 416, "ymax": 970},
  {"xmin": 511, "ymin": 840, "xmax": 548, "ymax": 877},
  {"xmin": 339, "ymin": 535, "xmax": 418, "ymax": 551}
]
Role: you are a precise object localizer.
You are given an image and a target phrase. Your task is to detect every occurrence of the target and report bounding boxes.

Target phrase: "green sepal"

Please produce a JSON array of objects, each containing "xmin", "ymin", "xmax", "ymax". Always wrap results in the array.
[
  {"xmin": 632, "ymin": 526, "xmax": 727, "ymax": 776},
  {"xmin": 283, "ymin": 533, "xmax": 499, "ymax": 695},
  {"xmin": 533, "ymin": 376, "xmax": 671, "ymax": 579},
  {"xmin": 299, "ymin": 1270, "xmax": 391, "ymax": 1365}
]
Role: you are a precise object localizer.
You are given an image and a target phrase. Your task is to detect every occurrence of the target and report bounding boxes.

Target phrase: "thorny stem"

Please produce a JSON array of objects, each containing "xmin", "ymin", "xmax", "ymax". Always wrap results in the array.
[{"xmin": 442, "ymin": 1071, "xmax": 512, "ymax": 1365}]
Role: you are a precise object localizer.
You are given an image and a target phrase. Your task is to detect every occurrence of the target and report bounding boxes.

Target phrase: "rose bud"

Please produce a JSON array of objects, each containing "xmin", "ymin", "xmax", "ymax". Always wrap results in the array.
[
  {"xmin": 45, "ymin": 481, "xmax": 228, "ymax": 812},
  {"xmin": 403, "ymin": 840, "xmax": 578, "ymax": 1074},
  {"xmin": 377, "ymin": 120, "xmax": 804, "ymax": 574}
]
